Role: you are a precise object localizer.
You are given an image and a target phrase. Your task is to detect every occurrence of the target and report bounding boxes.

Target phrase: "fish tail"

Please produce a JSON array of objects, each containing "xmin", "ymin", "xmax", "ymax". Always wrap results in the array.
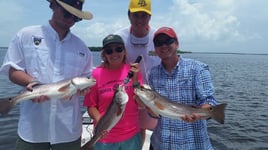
[
  {"xmin": 0, "ymin": 98, "xmax": 15, "ymax": 115},
  {"xmin": 211, "ymin": 103, "xmax": 227, "ymax": 124},
  {"xmin": 80, "ymin": 136, "xmax": 99, "ymax": 150}
]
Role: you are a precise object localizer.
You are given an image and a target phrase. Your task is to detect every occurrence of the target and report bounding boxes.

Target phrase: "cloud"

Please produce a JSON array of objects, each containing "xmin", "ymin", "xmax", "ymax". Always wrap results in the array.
[
  {"xmin": 73, "ymin": 18, "xmax": 129, "ymax": 46},
  {"xmin": 1, "ymin": 0, "xmax": 267, "ymax": 53}
]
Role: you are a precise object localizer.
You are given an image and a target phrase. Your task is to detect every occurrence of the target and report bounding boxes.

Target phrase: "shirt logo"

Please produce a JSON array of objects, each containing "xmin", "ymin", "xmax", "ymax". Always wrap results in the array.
[
  {"xmin": 148, "ymin": 50, "xmax": 157, "ymax": 56},
  {"xmin": 32, "ymin": 36, "xmax": 43, "ymax": 46},
  {"xmin": 79, "ymin": 52, "xmax": 85, "ymax": 57},
  {"xmin": 138, "ymin": 0, "xmax": 147, "ymax": 7}
]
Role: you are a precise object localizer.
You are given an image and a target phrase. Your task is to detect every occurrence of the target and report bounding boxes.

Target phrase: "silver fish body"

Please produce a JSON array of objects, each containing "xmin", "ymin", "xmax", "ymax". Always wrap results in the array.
[
  {"xmin": 134, "ymin": 85, "xmax": 227, "ymax": 124},
  {"xmin": 81, "ymin": 85, "xmax": 129, "ymax": 150},
  {"xmin": 0, "ymin": 77, "xmax": 96, "ymax": 115}
]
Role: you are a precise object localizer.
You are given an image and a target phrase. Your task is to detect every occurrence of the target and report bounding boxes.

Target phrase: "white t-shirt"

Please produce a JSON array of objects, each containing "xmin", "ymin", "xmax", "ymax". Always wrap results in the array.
[
  {"xmin": 115, "ymin": 26, "xmax": 160, "ymax": 84},
  {"xmin": 115, "ymin": 26, "xmax": 160, "ymax": 130},
  {"xmin": 0, "ymin": 23, "xmax": 94, "ymax": 144}
]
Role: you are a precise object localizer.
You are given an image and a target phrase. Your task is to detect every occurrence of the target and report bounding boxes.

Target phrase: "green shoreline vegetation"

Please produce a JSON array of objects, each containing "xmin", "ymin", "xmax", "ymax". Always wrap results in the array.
[
  {"xmin": 0, "ymin": 46, "xmax": 267, "ymax": 55},
  {"xmin": 88, "ymin": 47, "xmax": 191, "ymax": 55}
]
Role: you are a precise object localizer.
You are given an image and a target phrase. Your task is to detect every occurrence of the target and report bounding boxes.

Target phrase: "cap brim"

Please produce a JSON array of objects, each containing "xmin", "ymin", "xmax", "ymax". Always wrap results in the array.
[
  {"xmin": 129, "ymin": 8, "xmax": 151, "ymax": 15},
  {"xmin": 56, "ymin": 0, "xmax": 93, "ymax": 20}
]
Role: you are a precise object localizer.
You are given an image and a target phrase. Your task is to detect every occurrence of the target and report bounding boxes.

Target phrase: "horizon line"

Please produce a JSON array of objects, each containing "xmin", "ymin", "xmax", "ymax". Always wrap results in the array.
[{"xmin": 0, "ymin": 47, "xmax": 267, "ymax": 55}]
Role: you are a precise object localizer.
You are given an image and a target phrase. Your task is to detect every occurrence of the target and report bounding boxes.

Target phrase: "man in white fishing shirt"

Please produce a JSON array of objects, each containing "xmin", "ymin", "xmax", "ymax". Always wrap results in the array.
[{"xmin": 0, "ymin": 0, "xmax": 94, "ymax": 149}]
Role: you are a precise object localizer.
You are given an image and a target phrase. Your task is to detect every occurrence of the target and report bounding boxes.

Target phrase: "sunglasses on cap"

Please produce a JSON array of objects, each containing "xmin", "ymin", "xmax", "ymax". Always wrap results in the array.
[
  {"xmin": 104, "ymin": 46, "xmax": 124, "ymax": 55},
  {"xmin": 154, "ymin": 38, "xmax": 176, "ymax": 47}
]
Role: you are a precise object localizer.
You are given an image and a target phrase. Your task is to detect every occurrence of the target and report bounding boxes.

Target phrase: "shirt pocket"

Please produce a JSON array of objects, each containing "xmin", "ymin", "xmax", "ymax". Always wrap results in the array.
[
  {"xmin": 24, "ymin": 46, "xmax": 50, "ymax": 77},
  {"xmin": 62, "ymin": 51, "xmax": 86, "ymax": 77},
  {"xmin": 177, "ymin": 78, "xmax": 194, "ymax": 102}
]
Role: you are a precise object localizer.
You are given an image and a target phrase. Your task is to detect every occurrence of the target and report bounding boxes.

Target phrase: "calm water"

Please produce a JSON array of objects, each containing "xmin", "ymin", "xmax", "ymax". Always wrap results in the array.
[{"xmin": 0, "ymin": 48, "xmax": 268, "ymax": 150}]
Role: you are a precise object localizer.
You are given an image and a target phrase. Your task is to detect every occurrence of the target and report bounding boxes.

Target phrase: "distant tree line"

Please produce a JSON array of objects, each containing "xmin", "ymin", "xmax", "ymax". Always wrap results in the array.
[
  {"xmin": 88, "ymin": 47, "xmax": 191, "ymax": 54},
  {"xmin": 89, "ymin": 47, "xmax": 102, "ymax": 51}
]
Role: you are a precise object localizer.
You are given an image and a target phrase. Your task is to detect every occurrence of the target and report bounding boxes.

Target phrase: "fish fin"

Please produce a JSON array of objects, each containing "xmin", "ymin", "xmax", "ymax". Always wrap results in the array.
[
  {"xmin": 148, "ymin": 109, "xmax": 160, "ymax": 118},
  {"xmin": 0, "ymin": 97, "xmax": 15, "ymax": 115},
  {"xmin": 116, "ymin": 104, "xmax": 123, "ymax": 116},
  {"xmin": 81, "ymin": 130, "xmax": 107, "ymax": 150},
  {"xmin": 81, "ymin": 135, "xmax": 97, "ymax": 150},
  {"xmin": 117, "ymin": 109, "xmax": 122, "ymax": 116},
  {"xmin": 58, "ymin": 82, "xmax": 72, "ymax": 92},
  {"xmin": 142, "ymin": 84, "xmax": 152, "ymax": 90},
  {"xmin": 210, "ymin": 103, "xmax": 227, "ymax": 124},
  {"xmin": 154, "ymin": 101, "xmax": 165, "ymax": 110}
]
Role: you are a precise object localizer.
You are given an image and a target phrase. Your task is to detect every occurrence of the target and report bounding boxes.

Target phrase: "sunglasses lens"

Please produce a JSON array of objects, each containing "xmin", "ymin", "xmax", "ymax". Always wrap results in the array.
[
  {"xmin": 167, "ymin": 38, "xmax": 175, "ymax": 45},
  {"xmin": 155, "ymin": 38, "xmax": 175, "ymax": 47},
  {"xmin": 62, "ymin": 8, "xmax": 81, "ymax": 22},
  {"xmin": 104, "ymin": 47, "xmax": 124, "ymax": 55},
  {"xmin": 115, "ymin": 47, "xmax": 123, "ymax": 53},
  {"xmin": 74, "ymin": 17, "xmax": 82, "ymax": 22},
  {"xmin": 154, "ymin": 41, "xmax": 162, "ymax": 47},
  {"xmin": 104, "ymin": 48, "xmax": 113, "ymax": 55}
]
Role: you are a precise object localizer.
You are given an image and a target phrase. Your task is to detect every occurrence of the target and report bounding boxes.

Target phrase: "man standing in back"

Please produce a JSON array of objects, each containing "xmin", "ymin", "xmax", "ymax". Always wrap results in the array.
[{"xmin": 115, "ymin": 0, "xmax": 160, "ymax": 146}]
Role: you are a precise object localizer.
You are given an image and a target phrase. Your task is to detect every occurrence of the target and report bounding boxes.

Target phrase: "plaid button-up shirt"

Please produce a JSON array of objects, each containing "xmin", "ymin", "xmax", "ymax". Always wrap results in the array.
[{"xmin": 149, "ymin": 56, "xmax": 217, "ymax": 150}]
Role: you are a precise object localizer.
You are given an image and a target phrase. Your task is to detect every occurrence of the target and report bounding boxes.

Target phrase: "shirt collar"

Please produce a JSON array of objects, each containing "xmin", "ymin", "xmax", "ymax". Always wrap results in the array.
[
  {"xmin": 46, "ymin": 21, "xmax": 72, "ymax": 42},
  {"xmin": 130, "ymin": 33, "xmax": 149, "ymax": 45},
  {"xmin": 160, "ymin": 55, "xmax": 181, "ymax": 75}
]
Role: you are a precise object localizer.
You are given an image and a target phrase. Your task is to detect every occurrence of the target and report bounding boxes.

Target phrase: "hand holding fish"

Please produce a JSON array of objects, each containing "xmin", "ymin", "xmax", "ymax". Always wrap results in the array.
[
  {"xmin": 77, "ymin": 87, "xmax": 90, "ymax": 96},
  {"xmin": 26, "ymin": 80, "xmax": 50, "ymax": 103},
  {"xmin": 181, "ymin": 104, "xmax": 211, "ymax": 122},
  {"xmin": 134, "ymin": 95, "xmax": 159, "ymax": 118},
  {"xmin": 26, "ymin": 80, "xmax": 41, "ymax": 91},
  {"xmin": 181, "ymin": 113, "xmax": 201, "ymax": 123}
]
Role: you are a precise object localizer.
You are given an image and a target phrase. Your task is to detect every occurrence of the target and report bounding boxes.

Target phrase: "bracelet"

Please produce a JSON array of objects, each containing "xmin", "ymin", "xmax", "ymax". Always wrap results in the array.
[{"xmin": 132, "ymin": 81, "xmax": 140, "ymax": 88}]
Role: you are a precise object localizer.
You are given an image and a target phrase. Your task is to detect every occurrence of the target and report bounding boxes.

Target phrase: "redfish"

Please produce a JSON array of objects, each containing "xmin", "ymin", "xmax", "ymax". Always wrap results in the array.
[
  {"xmin": 134, "ymin": 85, "xmax": 227, "ymax": 124},
  {"xmin": 0, "ymin": 77, "xmax": 96, "ymax": 115}
]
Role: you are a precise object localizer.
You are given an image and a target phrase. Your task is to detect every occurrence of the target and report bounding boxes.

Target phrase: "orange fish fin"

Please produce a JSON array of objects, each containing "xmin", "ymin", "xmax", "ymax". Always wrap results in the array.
[
  {"xmin": 58, "ymin": 83, "xmax": 71, "ymax": 92},
  {"xmin": 154, "ymin": 101, "xmax": 165, "ymax": 110},
  {"xmin": 117, "ymin": 105, "xmax": 123, "ymax": 116}
]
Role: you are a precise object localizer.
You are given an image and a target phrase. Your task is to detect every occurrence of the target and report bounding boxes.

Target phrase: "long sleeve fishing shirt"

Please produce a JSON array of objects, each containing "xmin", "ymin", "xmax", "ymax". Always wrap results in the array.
[{"xmin": 0, "ymin": 22, "xmax": 94, "ymax": 144}]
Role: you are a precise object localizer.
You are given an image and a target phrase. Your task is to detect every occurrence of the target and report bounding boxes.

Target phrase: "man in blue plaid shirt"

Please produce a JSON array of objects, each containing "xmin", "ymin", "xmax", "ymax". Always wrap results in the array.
[{"xmin": 148, "ymin": 27, "xmax": 218, "ymax": 150}]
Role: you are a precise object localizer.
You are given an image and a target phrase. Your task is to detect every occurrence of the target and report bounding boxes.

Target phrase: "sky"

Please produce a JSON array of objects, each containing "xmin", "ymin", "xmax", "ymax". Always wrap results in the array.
[{"xmin": 0, "ymin": 0, "xmax": 267, "ymax": 54}]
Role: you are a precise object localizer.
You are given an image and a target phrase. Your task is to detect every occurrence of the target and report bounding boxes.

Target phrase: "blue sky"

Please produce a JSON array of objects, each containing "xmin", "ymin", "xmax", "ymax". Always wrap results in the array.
[{"xmin": 0, "ymin": 0, "xmax": 267, "ymax": 54}]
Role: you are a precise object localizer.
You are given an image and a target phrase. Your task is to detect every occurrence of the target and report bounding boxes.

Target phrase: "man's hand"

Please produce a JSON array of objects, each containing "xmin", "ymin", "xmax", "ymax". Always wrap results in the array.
[
  {"xmin": 26, "ymin": 80, "xmax": 50, "ymax": 103},
  {"xmin": 77, "ymin": 87, "xmax": 90, "ymax": 96},
  {"xmin": 181, "ymin": 104, "xmax": 211, "ymax": 122},
  {"xmin": 181, "ymin": 113, "xmax": 201, "ymax": 123}
]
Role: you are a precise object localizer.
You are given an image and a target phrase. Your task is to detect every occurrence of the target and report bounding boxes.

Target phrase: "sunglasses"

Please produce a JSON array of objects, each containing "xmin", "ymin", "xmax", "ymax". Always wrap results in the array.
[
  {"xmin": 57, "ymin": 3, "xmax": 82, "ymax": 22},
  {"xmin": 104, "ymin": 47, "xmax": 124, "ymax": 55},
  {"xmin": 154, "ymin": 38, "xmax": 176, "ymax": 47},
  {"xmin": 62, "ymin": 9, "xmax": 82, "ymax": 22}
]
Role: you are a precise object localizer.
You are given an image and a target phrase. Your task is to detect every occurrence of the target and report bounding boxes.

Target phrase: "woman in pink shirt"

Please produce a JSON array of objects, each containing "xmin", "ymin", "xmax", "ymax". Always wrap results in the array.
[{"xmin": 84, "ymin": 34, "xmax": 143, "ymax": 150}]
